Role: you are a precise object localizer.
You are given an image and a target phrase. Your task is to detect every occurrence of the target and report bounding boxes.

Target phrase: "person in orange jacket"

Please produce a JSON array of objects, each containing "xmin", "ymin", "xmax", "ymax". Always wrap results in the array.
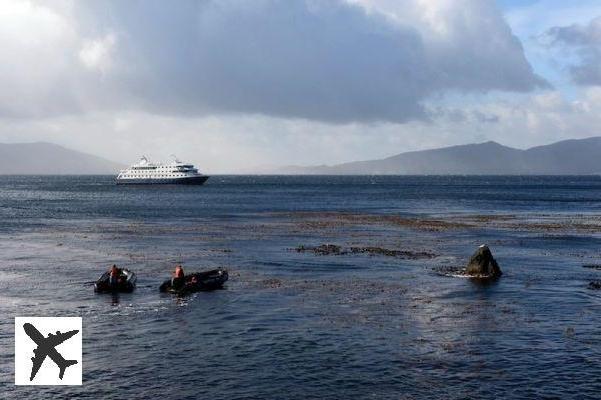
[{"xmin": 109, "ymin": 264, "xmax": 120, "ymax": 287}]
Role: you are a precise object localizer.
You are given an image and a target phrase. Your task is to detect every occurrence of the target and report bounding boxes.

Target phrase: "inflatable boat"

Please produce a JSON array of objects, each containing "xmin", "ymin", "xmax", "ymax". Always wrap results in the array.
[
  {"xmin": 159, "ymin": 269, "xmax": 228, "ymax": 294},
  {"xmin": 94, "ymin": 268, "xmax": 137, "ymax": 293}
]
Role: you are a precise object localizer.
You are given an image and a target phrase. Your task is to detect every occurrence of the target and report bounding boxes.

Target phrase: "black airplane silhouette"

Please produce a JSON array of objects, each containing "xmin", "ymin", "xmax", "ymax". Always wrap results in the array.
[{"xmin": 23, "ymin": 323, "xmax": 79, "ymax": 381}]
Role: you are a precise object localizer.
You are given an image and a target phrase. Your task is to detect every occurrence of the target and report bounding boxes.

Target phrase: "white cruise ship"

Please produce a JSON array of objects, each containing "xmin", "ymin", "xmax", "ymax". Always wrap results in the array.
[{"xmin": 116, "ymin": 156, "xmax": 209, "ymax": 185}]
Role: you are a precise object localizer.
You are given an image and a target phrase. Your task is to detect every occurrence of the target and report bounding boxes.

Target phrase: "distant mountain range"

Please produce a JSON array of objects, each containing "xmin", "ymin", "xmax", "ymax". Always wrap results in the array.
[
  {"xmin": 3, "ymin": 137, "xmax": 601, "ymax": 175},
  {"xmin": 0, "ymin": 142, "xmax": 124, "ymax": 174},
  {"xmin": 279, "ymin": 137, "xmax": 601, "ymax": 175}
]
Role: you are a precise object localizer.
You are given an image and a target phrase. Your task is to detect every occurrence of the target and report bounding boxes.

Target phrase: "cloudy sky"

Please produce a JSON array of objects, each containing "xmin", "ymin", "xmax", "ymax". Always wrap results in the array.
[{"xmin": 2, "ymin": 0, "xmax": 601, "ymax": 172}]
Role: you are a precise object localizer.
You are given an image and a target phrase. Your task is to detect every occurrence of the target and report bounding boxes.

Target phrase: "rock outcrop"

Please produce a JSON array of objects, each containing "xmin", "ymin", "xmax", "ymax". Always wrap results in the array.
[{"xmin": 465, "ymin": 245, "xmax": 502, "ymax": 278}]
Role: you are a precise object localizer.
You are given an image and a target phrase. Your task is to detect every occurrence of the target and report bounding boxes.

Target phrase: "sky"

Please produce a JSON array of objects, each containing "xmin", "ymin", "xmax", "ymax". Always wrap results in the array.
[{"xmin": 2, "ymin": 0, "xmax": 601, "ymax": 172}]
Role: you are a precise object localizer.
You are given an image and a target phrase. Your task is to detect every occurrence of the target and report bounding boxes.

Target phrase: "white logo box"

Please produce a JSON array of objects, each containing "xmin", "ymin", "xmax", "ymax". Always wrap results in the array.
[{"xmin": 15, "ymin": 317, "xmax": 82, "ymax": 385}]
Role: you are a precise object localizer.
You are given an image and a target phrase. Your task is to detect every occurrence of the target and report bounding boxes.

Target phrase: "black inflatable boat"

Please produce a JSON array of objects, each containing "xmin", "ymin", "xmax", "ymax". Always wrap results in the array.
[
  {"xmin": 159, "ymin": 269, "xmax": 228, "ymax": 294},
  {"xmin": 94, "ymin": 268, "xmax": 137, "ymax": 293}
]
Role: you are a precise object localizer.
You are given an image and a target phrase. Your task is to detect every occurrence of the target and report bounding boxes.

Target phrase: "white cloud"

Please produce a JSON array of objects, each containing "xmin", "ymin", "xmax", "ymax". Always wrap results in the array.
[
  {"xmin": 505, "ymin": 0, "xmax": 601, "ymax": 39},
  {"xmin": 0, "ymin": 0, "xmax": 78, "ymax": 117},
  {"xmin": 543, "ymin": 16, "xmax": 601, "ymax": 86},
  {"xmin": 79, "ymin": 33, "xmax": 117, "ymax": 73}
]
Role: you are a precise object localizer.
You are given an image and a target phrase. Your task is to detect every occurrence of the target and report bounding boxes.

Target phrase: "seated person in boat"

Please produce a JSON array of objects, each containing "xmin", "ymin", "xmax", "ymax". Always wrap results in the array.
[
  {"xmin": 172, "ymin": 265, "xmax": 185, "ymax": 289},
  {"xmin": 109, "ymin": 265, "xmax": 120, "ymax": 287}
]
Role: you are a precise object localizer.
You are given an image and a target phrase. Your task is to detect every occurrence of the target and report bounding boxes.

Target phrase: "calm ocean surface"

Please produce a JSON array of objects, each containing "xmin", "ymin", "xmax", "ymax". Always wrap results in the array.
[{"xmin": 1, "ymin": 175, "xmax": 601, "ymax": 399}]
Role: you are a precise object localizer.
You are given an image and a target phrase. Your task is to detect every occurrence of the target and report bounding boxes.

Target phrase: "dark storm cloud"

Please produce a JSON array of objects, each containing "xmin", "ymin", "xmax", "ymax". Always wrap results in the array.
[
  {"xmin": 2, "ymin": 0, "xmax": 546, "ymax": 122},
  {"xmin": 544, "ymin": 16, "xmax": 601, "ymax": 85},
  {"xmin": 106, "ymin": 0, "xmax": 429, "ymax": 122}
]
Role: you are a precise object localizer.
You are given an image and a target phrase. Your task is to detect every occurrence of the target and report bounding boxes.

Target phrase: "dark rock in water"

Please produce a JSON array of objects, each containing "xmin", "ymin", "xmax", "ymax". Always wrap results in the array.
[
  {"xmin": 434, "ymin": 246, "xmax": 501, "ymax": 279},
  {"xmin": 295, "ymin": 244, "xmax": 436, "ymax": 259},
  {"xmin": 588, "ymin": 281, "xmax": 601, "ymax": 290},
  {"xmin": 349, "ymin": 246, "xmax": 436, "ymax": 259},
  {"xmin": 583, "ymin": 264, "xmax": 601, "ymax": 270},
  {"xmin": 296, "ymin": 244, "xmax": 343, "ymax": 255},
  {"xmin": 465, "ymin": 245, "xmax": 502, "ymax": 278}
]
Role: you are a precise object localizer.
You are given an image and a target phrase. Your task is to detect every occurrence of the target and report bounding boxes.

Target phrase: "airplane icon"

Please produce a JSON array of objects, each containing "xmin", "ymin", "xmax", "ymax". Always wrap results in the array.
[{"xmin": 23, "ymin": 323, "xmax": 79, "ymax": 381}]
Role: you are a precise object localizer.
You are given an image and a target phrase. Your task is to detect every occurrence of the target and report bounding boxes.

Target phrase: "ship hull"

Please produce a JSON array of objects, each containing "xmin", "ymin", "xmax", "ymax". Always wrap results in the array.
[{"xmin": 116, "ymin": 176, "xmax": 209, "ymax": 185}]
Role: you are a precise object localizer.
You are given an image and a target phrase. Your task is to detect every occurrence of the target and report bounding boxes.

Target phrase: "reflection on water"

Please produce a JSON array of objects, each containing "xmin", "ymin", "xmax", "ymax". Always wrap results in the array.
[
  {"xmin": 109, "ymin": 293, "xmax": 120, "ymax": 306},
  {"xmin": 0, "ymin": 175, "xmax": 601, "ymax": 399}
]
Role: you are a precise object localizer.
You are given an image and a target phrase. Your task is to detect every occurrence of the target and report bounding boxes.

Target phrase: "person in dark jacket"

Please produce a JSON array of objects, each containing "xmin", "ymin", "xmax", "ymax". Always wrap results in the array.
[{"xmin": 172, "ymin": 265, "xmax": 185, "ymax": 289}]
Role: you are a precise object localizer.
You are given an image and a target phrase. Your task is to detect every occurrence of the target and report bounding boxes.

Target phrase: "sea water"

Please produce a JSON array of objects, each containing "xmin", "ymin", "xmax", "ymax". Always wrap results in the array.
[{"xmin": 1, "ymin": 175, "xmax": 600, "ymax": 399}]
